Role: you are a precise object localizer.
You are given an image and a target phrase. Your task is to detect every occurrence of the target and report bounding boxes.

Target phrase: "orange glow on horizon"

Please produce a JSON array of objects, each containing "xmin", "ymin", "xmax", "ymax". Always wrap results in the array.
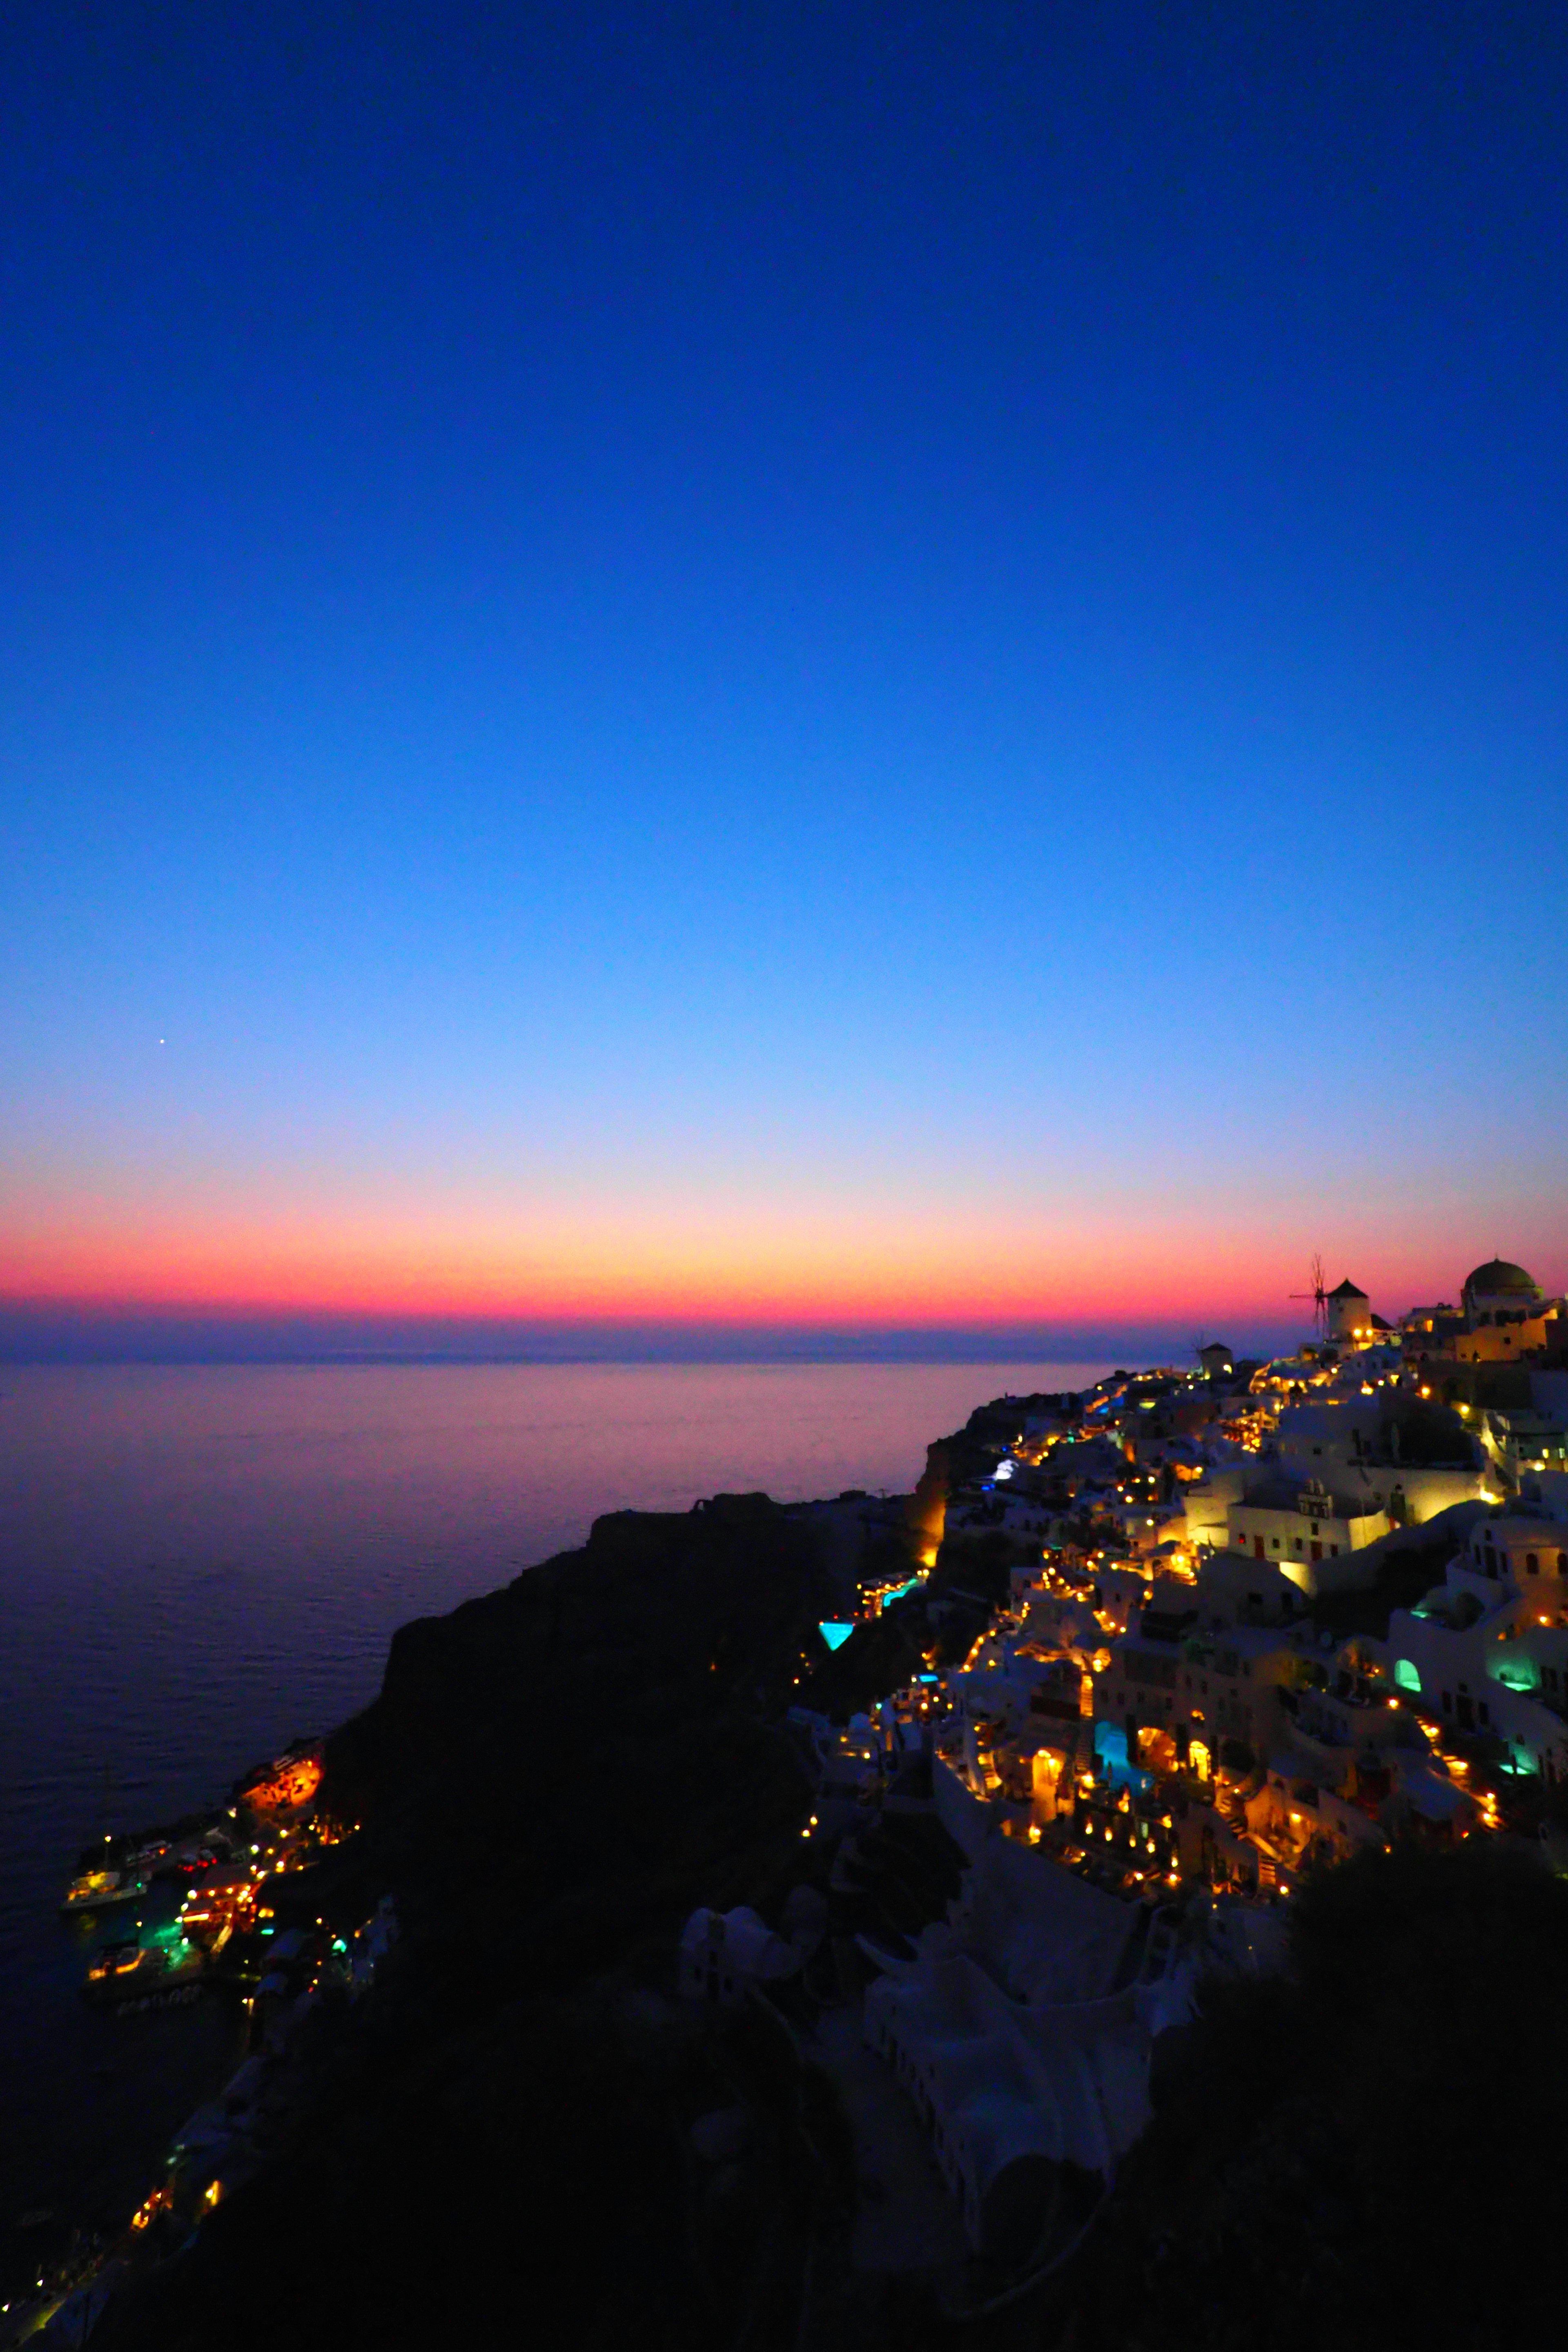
[
  {"xmin": 0, "ymin": 1231, "xmax": 1395, "ymax": 1329},
  {"xmin": 5, "ymin": 1177, "xmax": 1549, "ymax": 1332}
]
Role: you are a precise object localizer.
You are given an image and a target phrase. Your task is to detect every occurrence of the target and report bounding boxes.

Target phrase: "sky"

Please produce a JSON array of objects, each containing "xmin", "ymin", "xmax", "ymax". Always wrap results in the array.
[{"xmin": 3, "ymin": 2, "xmax": 1566, "ymax": 1361}]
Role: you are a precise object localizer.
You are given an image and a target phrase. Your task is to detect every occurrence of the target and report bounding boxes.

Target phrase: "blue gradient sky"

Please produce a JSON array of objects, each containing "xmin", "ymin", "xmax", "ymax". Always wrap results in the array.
[{"xmin": 3, "ymin": 3, "xmax": 1566, "ymax": 1356}]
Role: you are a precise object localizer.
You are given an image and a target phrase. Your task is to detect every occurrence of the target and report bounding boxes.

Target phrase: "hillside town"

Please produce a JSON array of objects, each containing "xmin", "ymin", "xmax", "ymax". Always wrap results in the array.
[
  {"xmin": 922, "ymin": 1253, "xmax": 1568, "ymax": 1884},
  {"xmin": 682, "ymin": 1254, "xmax": 1568, "ymax": 2301}
]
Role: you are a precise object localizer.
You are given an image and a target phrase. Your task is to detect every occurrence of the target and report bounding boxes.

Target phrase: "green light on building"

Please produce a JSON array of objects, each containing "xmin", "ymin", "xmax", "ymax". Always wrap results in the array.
[{"xmin": 1393, "ymin": 1658, "xmax": 1421, "ymax": 1693}]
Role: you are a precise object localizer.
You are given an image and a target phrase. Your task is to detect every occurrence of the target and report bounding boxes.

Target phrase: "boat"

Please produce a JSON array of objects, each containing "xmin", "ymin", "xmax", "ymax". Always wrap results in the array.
[
  {"xmin": 85, "ymin": 1927, "xmax": 205, "ymax": 2004},
  {"xmin": 60, "ymin": 1867, "xmax": 151, "ymax": 1916}
]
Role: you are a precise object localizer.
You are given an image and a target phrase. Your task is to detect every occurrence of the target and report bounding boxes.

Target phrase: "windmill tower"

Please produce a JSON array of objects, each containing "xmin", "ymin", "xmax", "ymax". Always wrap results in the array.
[{"xmin": 1290, "ymin": 1253, "xmax": 1329, "ymax": 1339}]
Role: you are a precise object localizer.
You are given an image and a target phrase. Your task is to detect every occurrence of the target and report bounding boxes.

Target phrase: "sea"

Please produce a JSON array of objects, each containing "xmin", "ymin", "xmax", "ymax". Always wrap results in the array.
[{"xmin": 0, "ymin": 1357, "xmax": 1106, "ymax": 2291}]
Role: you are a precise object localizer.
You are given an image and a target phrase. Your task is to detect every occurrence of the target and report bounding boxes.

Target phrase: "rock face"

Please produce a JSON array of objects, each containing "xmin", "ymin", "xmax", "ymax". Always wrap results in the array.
[
  {"xmin": 325, "ymin": 1493, "xmax": 835, "ymax": 2002},
  {"xmin": 1072, "ymin": 1843, "xmax": 1568, "ymax": 2352},
  {"xmin": 905, "ymin": 1435, "xmax": 952, "ymax": 1557}
]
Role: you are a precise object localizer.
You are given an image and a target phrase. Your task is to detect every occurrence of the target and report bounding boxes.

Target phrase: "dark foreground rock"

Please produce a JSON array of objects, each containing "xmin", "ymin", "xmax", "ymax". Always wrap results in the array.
[
  {"xmin": 94, "ymin": 1494, "xmax": 849, "ymax": 2352},
  {"xmin": 1063, "ymin": 1842, "xmax": 1568, "ymax": 2352}
]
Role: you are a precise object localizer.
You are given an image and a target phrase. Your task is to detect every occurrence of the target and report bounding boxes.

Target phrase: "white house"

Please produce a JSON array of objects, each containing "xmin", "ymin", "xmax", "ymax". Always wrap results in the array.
[
  {"xmin": 1227, "ymin": 1476, "xmax": 1389, "ymax": 1594},
  {"xmin": 1381, "ymin": 1512, "xmax": 1568, "ymax": 1786},
  {"xmin": 861, "ymin": 1831, "xmax": 1182, "ymax": 2255},
  {"xmin": 679, "ymin": 1906, "xmax": 802, "ymax": 2006}
]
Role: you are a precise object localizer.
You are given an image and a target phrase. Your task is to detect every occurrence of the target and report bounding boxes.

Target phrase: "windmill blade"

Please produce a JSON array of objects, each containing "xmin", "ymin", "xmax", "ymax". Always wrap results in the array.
[{"xmin": 1289, "ymin": 1253, "xmax": 1330, "ymax": 1334}]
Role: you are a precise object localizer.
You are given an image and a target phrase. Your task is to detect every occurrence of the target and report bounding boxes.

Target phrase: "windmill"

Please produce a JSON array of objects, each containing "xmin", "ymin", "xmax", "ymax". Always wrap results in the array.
[{"xmin": 1291, "ymin": 1253, "xmax": 1328, "ymax": 1337}]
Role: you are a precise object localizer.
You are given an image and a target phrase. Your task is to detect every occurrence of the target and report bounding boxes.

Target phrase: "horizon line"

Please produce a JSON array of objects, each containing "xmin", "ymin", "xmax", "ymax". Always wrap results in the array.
[{"xmin": 0, "ymin": 1303, "xmax": 1306, "ymax": 1368}]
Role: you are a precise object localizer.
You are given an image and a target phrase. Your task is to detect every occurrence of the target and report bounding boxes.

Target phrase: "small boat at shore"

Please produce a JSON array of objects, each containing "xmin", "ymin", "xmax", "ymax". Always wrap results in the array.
[
  {"xmin": 85, "ymin": 1928, "xmax": 205, "ymax": 2004},
  {"xmin": 60, "ymin": 1867, "xmax": 151, "ymax": 1916}
]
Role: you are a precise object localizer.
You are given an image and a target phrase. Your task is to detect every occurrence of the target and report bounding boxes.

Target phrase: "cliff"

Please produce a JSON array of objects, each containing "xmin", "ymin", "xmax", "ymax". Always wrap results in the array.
[
  {"xmin": 323, "ymin": 1490, "xmax": 832, "ymax": 2013},
  {"xmin": 97, "ymin": 1494, "xmax": 845, "ymax": 2352}
]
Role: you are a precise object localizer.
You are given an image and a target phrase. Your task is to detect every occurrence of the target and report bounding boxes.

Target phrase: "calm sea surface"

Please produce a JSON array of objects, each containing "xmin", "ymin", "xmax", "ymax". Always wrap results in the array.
[{"xmin": 0, "ymin": 1359, "xmax": 1104, "ymax": 2278}]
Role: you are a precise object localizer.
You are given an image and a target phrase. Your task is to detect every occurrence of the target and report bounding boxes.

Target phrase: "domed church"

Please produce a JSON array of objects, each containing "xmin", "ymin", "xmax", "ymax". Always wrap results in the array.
[{"xmin": 1462, "ymin": 1259, "xmax": 1545, "ymax": 1325}]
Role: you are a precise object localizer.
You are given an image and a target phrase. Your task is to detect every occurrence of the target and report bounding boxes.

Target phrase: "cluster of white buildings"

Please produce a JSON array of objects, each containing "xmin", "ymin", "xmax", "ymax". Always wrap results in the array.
[
  {"xmin": 679, "ymin": 1254, "xmax": 1568, "ymax": 2272},
  {"xmin": 937, "ymin": 1258, "xmax": 1568, "ymax": 1858}
]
